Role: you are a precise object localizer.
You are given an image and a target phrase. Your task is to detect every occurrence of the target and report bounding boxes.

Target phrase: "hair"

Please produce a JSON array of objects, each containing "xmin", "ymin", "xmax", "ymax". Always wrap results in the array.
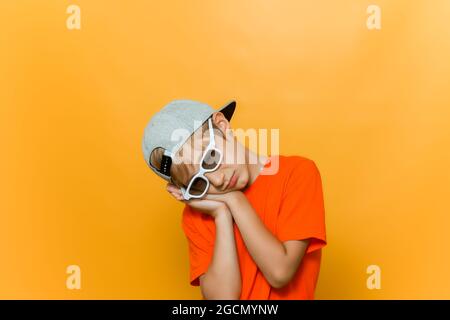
[{"xmin": 149, "ymin": 119, "xmax": 224, "ymax": 188}]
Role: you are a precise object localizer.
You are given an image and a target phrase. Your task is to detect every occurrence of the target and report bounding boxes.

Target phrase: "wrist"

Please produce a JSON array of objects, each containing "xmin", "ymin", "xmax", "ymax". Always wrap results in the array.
[
  {"xmin": 213, "ymin": 205, "xmax": 232, "ymax": 221},
  {"xmin": 224, "ymin": 191, "xmax": 244, "ymax": 208}
]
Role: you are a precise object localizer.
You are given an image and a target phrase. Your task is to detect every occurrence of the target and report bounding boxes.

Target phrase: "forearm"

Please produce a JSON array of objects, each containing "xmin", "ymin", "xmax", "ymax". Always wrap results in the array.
[
  {"xmin": 200, "ymin": 209, "xmax": 241, "ymax": 299},
  {"xmin": 225, "ymin": 193, "xmax": 292, "ymax": 288}
]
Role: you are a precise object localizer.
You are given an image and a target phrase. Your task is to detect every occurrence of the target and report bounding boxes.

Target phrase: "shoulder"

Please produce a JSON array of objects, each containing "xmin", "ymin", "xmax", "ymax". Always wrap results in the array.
[
  {"xmin": 277, "ymin": 155, "xmax": 321, "ymax": 176},
  {"xmin": 263, "ymin": 154, "xmax": 321, "ymax": 187},
  {"xmin": 275, "ymin": 155, "xmax": 322, "ymax": 196},
  {"xmin": 272, "ymin": 155, "xmax": 325, "ymax": 210}
]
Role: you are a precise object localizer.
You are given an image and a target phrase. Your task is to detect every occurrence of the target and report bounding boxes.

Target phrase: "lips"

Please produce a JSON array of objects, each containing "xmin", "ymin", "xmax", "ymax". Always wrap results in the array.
[{"xmin": 227, "ymin": 172, "xmax": 238, "ymax": 189}]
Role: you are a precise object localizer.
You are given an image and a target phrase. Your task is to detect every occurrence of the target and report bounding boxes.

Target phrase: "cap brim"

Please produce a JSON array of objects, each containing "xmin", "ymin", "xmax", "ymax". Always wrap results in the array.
[{"xmin": 218, "ymin": 100, "xmax": 236, "ymax": 121}]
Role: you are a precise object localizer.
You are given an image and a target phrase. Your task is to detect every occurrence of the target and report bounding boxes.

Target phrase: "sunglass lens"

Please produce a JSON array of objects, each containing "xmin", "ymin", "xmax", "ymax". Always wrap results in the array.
[
  {"xmin": 189, "ymin": 177, "xmax": 208, "ymax": 196},
  {"xmin": 202, "ymin": 149, "xmax": 221, "ymax": 170}
]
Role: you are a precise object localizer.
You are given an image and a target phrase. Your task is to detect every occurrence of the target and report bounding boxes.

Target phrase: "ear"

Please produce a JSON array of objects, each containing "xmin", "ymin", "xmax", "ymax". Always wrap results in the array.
[{"xmin": 211, "ymin": 112, "xmax": 232, "ymax": 139}]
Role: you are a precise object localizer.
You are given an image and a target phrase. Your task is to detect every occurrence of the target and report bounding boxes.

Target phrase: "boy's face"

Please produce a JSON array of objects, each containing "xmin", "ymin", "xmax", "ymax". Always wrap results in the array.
[{"xmin": 171, "ymin": 112, "xmax": 250, "ymax": 194}]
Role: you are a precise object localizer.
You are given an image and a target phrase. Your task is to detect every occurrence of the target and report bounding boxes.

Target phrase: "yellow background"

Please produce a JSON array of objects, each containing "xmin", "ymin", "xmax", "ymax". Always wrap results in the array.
[{"xmin": 1, "ymin": 0, "xmax": 449, "ymax": 299}]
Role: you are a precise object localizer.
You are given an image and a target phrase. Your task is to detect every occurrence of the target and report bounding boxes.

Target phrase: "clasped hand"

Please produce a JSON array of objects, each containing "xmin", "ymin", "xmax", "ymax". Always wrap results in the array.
[{"xmin": 166, "ymin": 183, "xmax": 241, "ymax": 218}]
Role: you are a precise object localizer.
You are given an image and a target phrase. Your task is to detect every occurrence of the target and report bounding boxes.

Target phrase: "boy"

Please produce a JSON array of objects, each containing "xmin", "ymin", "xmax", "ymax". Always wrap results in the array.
[{"xmin": 142, "ymin": 99, "xmax": 326, "ymax": 300}]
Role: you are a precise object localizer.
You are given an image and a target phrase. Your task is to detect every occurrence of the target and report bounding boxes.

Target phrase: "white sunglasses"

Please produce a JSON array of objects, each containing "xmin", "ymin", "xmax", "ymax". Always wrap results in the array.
[{"xmin": 180, "ymin": 118, "xmax": 223, "ymax": 200}]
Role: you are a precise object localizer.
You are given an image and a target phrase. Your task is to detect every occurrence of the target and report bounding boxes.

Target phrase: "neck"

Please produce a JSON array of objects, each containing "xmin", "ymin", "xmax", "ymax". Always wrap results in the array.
[{"xmin": 245, "ymin": 147, "xmax": 269, "ymax": 187}]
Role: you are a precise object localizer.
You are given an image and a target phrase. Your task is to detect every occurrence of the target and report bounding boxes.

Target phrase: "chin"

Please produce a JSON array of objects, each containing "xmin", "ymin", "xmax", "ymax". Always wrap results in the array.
[{"xmin": 235, "ymin": 177, "xmax": 248, "ymax": 191}]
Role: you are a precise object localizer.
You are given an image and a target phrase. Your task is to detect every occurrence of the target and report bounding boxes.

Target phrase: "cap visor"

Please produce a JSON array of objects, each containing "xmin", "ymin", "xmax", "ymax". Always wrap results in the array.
[{"xmin": 218, "ymin": 100, "xmax": 236, "ymax": 121}]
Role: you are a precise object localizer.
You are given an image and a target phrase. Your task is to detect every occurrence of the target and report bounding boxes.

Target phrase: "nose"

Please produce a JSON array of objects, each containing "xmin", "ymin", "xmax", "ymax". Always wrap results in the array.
[{"xmin": 205, "ymin": 170, "xmax": 225, "ymax": 189}]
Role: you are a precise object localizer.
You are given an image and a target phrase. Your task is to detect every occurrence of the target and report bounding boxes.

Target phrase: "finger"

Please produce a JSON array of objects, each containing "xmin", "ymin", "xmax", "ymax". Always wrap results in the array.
[
  {"xmin": 166, "ymin": 183, "xmax": 176, "ymax": 192},
  {"xmin": 167, "ymin": 191, "xmax": 177, "ymax": 199},
  {"xmin": 170, "ymin": 192, "xmax": 183, "ymax": 200},
  {"xmin": 167, "ymin": 183, "xmax": 183, "ymax": 195},
  {"xmin": 166, "ymin": 189, "xmax": 182, "ymax": 200},
  {"xmin": 175, "ymin": 193, "xmax": 184, "ymax": 200}
]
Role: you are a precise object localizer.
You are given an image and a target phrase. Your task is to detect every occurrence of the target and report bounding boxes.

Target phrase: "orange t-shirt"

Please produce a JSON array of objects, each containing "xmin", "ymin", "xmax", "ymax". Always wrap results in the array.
[{"xmin": 181, "ymin": 155, "xmax": 327, "ymax": 299}]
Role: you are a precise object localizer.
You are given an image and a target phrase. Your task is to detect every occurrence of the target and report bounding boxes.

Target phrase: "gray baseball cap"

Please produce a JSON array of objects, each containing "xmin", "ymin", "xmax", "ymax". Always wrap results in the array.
[{"xmin": 142, "ymin": 99, "xmax": 236, "ymax": 181}]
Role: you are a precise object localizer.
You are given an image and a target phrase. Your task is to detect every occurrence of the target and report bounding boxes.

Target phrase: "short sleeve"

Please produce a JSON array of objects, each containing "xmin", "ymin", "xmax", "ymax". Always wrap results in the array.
[
  {"xmin": 181, "ymin": 205, "xmax": 215, "ymax": 286},
  {"xmin": 277, "ymin": 159, "xmax": 327, "ymax": 254}
]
